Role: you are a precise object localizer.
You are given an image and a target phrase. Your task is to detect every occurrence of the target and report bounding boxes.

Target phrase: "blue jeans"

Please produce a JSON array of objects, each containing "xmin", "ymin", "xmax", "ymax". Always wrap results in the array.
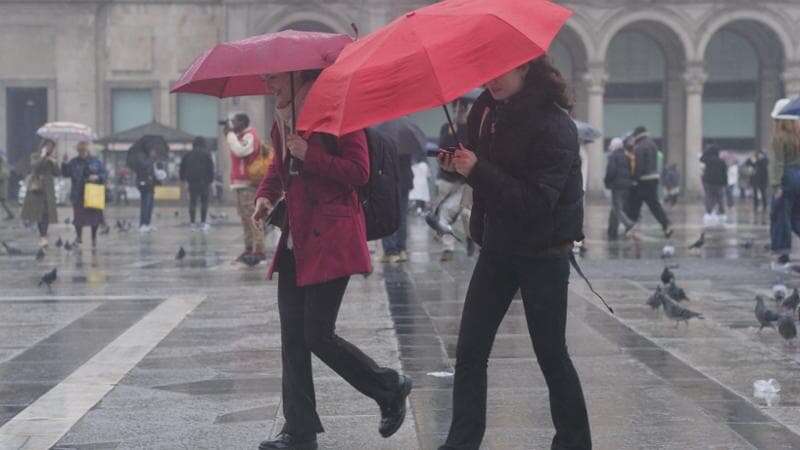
[
  {"xmin": 770, "ymin": 166, "xmax": 800, "ymax": 254},
  {"xmin": 138, "ymin": 186, "xmax": 155, "ymax": 226},
  {"xmin": 381, "ymin": 189, "xmax": 410, "ymax": 254}
]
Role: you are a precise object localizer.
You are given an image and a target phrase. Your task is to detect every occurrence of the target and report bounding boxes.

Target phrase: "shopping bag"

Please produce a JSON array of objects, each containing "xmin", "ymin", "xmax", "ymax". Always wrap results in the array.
[
  {"xmin": 83, "ymin": 183, "xmax": 106, "ymax": 210},
  {"xmin": 154, "ymin": 185, "xmax": 181, "ymax": 201}
]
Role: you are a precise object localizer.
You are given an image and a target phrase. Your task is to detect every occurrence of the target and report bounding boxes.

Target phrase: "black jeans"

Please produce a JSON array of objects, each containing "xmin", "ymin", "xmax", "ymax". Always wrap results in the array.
[
  {"xmin": 382, "ymin": 188, "xmax": 410, "ymax": 254},
  {"xmin": 753, "ymin": 184, "xmax": 768, "ymax": 212},
  {"xmin": 607, "ymin": 188, "xmax": 634, "ymax": 238},
  {"xmin": 138, "ymin": 186, "xmax": 155, "ymax": 226},
  {"xmin": 626, "ymin": 180, "xmax": 670, "ymax": 230},
  {"xmin": 188, "ymin": 184, "xmax": 210, "ymax": 223},
  {"xmin": 444, "ymin": 250, "xmax": 591, "ymax": 450},
  {"xmin": 277, "ymin": 249, "xmax": 401, "ymax": 435}
]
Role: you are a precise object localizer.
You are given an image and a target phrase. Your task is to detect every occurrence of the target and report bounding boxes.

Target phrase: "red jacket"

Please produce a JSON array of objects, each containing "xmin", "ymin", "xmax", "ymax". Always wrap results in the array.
[
  {"xmin": 229, "ymin": 128, "xmax": 262, "ymax": 188},
  {"xmin": 256, "ymin": 125, "xmax": 372, "ymax": 287}
]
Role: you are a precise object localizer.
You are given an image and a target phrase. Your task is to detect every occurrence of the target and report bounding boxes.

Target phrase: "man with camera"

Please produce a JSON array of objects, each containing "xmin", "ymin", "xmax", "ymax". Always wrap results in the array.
[{"xmin": 224, "ymin": 113, "xmax": 266, "ymax": 264}]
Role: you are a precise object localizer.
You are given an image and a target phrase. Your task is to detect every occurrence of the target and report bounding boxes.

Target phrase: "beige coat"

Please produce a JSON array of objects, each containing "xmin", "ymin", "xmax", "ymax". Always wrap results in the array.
[{"xmin": 21, "ymin": 156, "xmax": 59, "ymax": 224}]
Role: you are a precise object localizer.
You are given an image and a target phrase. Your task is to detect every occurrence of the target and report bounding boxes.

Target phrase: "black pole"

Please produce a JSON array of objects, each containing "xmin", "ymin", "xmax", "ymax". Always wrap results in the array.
[
  {"xmin": 442, "ymin": 104, "xmax": 462, "ymax": 149},
  {"xmin": 289, "ymin": 74, "xmax": 301, "ymax": 175},
  {"xmin": 290, "ymin": 74, "xmax": 297, "ymax": 133}
]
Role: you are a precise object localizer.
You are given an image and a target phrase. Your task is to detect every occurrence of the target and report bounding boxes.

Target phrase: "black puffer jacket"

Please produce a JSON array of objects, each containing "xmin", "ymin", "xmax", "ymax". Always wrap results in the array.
[
  {"xmin": 604, "ymin": 148, "xmax": 633, "ymax": 190},
  {"xmin": 700, "ymin": 150, "xmax": 727, "ymax": 186},
  {"xmin": 464, "ymin": 89, "xmax": 584, "ymax": 255}
]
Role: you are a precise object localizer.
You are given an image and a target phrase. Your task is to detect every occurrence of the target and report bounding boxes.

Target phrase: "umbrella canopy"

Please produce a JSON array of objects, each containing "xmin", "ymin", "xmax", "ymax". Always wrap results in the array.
[
  {"xmin": 574, "ymin": 120, "xmax": 602, "ymax": 144},
  {"xmin": 298, "ymin": 0, "xmax": 572, "ymax": 136},
  {"xmin": 126, "ymin": 135, "xmax": 169, "ymax": 171},
  {"xmin": 375, "ymin": 118, "xmax": 427, "ymax": 159},
  {"xmin": 37, "ymin": 122, "xmax": 96, "ymax": 142},
  {"xmin": 778, "ymin": 97, "xmax": 800, "ymax": 119},
  {"xmin": 171, "ymin": 30, "xmax": 353, "ymax": 98}
]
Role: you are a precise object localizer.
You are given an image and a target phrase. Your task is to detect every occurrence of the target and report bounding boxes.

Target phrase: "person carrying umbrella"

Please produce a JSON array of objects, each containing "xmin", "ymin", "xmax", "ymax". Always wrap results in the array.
[
  {"xmin": 62, "ymin": 141, "xmax": 108, "ymax": 247},
  {"xmin": 251, "ymin": 69, "xmax": 412, "ymax": 450},
  {"xmin": 21, "ymin": 139, "xmax": 60, "ymax": 248},
  {"xmin": 769, "ymin": 98, "xmax": 800, "ymax": 270}
]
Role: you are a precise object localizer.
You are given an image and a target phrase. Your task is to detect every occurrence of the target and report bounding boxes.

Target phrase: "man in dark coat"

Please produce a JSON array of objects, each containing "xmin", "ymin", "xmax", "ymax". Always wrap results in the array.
[
  {"xmin": 700, "ymin": 144, "xmax": 728, "ymax": 220},
  {"xmin": 746, "ymin": 150, "xmax": 769, "ymax": 213},
  {"xmin": 180, "ymin": 137, "xmax": 215, "ymax": 230},
  {"xmin": 625, "ymin": 126, "xmax": 673, "ymax": 238},
  {"xmin": 604, "ymin": 137, "xmax": 636, "ymax": 239}
]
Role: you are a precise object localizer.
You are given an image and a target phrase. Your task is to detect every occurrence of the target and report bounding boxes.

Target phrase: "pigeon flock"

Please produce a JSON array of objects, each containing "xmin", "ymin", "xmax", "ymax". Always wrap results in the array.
[
  {"xmin": 646, "ymin": 267, "xmax": 704, "ymax": 327},
  {"xmin": 755, "ymin": 286, "xmax": 800, "ymax": 344}
]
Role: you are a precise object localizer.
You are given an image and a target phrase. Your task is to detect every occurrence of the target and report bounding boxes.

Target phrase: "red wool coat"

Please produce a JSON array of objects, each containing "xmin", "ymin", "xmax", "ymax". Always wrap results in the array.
[{"xmin": 256, "ymin": 125, "xmax": 372, "ymax": 287}]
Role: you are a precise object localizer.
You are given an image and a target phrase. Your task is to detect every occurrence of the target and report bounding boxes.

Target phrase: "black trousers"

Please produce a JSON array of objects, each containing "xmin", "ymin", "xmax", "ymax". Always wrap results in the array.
[
  {"xmin": 444, "ymin": 250, "xmax": 591, "ymax": 450},
  {"xmin": 626, "ymin": 180, "xmax": 670, "ymax": 230},
  {"xmin": 188, "ymin": 184, "xmax": 210, "ymax": 223},
  {"xmin": 277, "ymin": 249, "xmax": 401, "ymax": 435},
  {"xmin": 753, "ymin": 183, "xmax": 768, "ymax": 212}
]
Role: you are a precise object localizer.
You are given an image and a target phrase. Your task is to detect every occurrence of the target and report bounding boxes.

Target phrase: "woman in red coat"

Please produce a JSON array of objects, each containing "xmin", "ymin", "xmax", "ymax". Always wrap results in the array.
[{"xmin": 252, "ymin": 70, "xmax": 412, "ymax": 450}]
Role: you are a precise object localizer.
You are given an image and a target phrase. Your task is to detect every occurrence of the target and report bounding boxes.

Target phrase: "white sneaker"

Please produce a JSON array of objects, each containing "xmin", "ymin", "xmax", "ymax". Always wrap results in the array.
[
  {"xmin": 39, "ymin": 237, "xmax": 48, "ymax": 248},
  {"xmin": 201, "ymin": 223, "xmax": 211, "ymax": 233},
  {"xmin": 138, "ymin": 225, "xmax": 151, "ymax": 233}
]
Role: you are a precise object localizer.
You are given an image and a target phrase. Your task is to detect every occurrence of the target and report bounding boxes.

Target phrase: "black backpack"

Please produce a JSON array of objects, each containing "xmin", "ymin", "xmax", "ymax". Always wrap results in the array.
[{"xmin": 321, "ymin": 129, "xmax": 400, "ymax": 241}]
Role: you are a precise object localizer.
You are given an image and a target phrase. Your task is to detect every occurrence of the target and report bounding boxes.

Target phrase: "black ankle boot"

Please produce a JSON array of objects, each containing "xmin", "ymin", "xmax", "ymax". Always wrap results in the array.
[
  {"xmin": 259, "ymin": 431, "xmax": 317, "ymax": 450},
  {"xmin": 379, "ymin": 374, "xmax": 413, "ymax": 438}
]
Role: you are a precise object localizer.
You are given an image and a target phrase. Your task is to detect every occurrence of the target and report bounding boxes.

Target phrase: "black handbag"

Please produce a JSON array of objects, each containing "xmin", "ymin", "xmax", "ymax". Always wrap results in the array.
[{"xmin": 264, "ymin": 198, "xmax": 287, "ymax": 231}]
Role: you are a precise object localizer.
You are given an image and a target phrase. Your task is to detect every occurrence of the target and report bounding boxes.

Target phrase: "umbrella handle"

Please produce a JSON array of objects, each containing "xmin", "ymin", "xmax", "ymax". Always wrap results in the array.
[
  {"xmin": 442, "ymin": 105, "xmax": 463, "ymax": 149},
  {"xmin": 290, "ymin": 74, "xmax": 296, "ymax": 134}
]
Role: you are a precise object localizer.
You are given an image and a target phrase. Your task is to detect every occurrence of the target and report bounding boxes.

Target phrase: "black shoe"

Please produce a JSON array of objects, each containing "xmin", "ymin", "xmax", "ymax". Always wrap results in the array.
[
  {"xmin": 779, "ymin": 254, "xmax": 790, "ymax": 265},
  {"xmin": 259, "ymin": 432, "xmax": 318, "ymax": 450},
  {"xmin": 379, "ymin": 374, "xmax": 413, "ymax": 438}
]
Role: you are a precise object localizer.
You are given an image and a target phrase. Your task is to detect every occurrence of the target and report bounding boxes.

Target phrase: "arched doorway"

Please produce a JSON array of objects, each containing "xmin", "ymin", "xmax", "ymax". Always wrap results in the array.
[
  {"xmin": 550, "ymin": 25, "xmax": 589, "ymax": 119},
  {"xmin": 702, "ymin": 21, "xmax": 785, "ymax": 153}
]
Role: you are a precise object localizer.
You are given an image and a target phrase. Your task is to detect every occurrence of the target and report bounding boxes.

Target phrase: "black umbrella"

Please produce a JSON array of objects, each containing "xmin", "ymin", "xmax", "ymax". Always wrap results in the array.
[
  {"xmin": 126, "ymin": 135, "xmax": 169, "ymax": 170},
  {"xmin": 376, "ymin": 118, "xmax": 427, "ymax": 160}
]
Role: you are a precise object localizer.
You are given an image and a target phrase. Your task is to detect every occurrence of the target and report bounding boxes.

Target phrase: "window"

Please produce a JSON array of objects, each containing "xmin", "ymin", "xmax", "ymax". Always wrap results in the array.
[
  {"xmin": 112, "ymin": 89, "xmax": 153, "ymax": 132},
  {"xmin": 177, "ymin": 94, "xmax": 219, "ymax": 137}
]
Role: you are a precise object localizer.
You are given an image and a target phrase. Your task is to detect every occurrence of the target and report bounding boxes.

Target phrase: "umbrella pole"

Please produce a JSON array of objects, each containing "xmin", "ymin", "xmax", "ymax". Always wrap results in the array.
[
  {"xmin": 441, "ymin": 104, "xmax": 462, "ymax": 148},
  {"xmin": 290, "ymin": 74, "xmax": 296, "ymax": 134}
]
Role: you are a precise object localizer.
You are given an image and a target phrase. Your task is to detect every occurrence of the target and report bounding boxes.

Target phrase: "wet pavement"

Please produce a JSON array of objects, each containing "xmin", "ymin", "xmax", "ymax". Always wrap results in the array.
[{"xmin": 1, "ymin": 200, "xmax": 800, "ymax": 449}]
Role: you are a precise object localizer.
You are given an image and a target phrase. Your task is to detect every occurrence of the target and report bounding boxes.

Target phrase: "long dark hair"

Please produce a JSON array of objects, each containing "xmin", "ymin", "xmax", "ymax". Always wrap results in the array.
[{"xmin": 523, "ymin": 56, "xmax": 574, "ymax": 110}]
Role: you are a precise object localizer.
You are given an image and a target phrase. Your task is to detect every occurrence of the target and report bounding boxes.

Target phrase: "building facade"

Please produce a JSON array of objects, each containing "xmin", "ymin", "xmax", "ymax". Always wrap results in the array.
[{"xmin": 1, "ymin": 0, "xmax": 799, "ymax": 193}]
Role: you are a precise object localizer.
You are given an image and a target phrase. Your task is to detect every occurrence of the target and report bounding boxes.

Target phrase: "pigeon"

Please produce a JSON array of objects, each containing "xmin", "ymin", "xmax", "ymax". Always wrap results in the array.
[
  {"xmin": 425, "ymin": 213, "xmax": 462, "ymax": 242},
  {"xmin": 781, "ymin": 288, "xmax": 800, "ymax": 312},
  {"xmin": 64, "ymin": 241, "xmax": 73, "ymax": 252},
  {"xmin": 740, "ymin": 239, "xmax": 754, "ymax": 250},
  {"xmin": 778, "ymin": 316, "xmax": 797, "ymax": 342},
  {"xmin": 35, "ymin": 248, "xmax": 45, "ymax": 261},
  {"xmin": 176, "ymin": 246, "xmax": 186, "ymax": 260},
  {"xmin": 38, "ymin": 268, "xmax": 57, "ymax": 292},
  {"xmin": 55, "ymin": 237, "xmax": 64, "ymax": 248},
  {"xmin": 661, "ymin": 245, "xmax": 675, "ymax": 259},
  {"xmin": 1, "ymin": 241, "xmax": 23, "ymax": 256},
  {"xmin": 64, "ymin": 217, "xmax": 71, "ymax": 225},
  {"xmin": 661, "ymin": 294, "xmax": 703, "ymax": 326},
  {"xmin": 647, "ymin": 286, "xmax": 666, "ymax": 310},
  {"xmin": 665, "ymin": 280, "xmax": 689, "ymax": 302},
  {"xmin": 661, "ymin": 267, "xmax": 675, "ymax": 285},
  {"xmin": 174, "ymin": 211, "xmax": 180, "ymax": 218},
  {"xmin": 99, "ymin": 224, "xmax": 110, "ymax": 235},
  {"xmin": 773, "ymin": 284, "xmax": 788, "ymax": 304},
  {"xmin": 241, "ymin": 253, "xmax": 261, "ymax": 267},
  {"xmin": 689, "ymin": 232, "xmax": 705, "ymax": 250},
  {"xmin": 755, "ymin": 295, "xmax": 781, "ymax": 331}
]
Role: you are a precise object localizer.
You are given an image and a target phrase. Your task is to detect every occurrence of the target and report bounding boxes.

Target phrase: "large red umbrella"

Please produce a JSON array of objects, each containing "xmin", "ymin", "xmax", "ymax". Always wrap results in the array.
[
  {"xmin": 170, "ymin": 30, "xmax": 353, "ymax": 98},
  {"xmin": 297, "ymin": 0, "xmax": 572, "ymax": 137}
]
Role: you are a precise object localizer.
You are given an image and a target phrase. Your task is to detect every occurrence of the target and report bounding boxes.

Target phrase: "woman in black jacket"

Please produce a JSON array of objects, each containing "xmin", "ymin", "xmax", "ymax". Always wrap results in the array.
[{"xmin": 437, "ymin": 57, "xmax": 591, "ymax": 450}]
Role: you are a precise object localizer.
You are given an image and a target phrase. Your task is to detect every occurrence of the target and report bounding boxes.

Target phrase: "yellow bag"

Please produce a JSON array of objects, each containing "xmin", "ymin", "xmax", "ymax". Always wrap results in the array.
[
  {"xmin": 246, "ymin": 143, "xmax": 274, "ymax": 184},
  {"xmin": 83, "ymin": 183, "xmax": 106, "ymax": 210},
  {"xmin": 154, "ymin": 185, "xmax": 181, "ymax": 201}
]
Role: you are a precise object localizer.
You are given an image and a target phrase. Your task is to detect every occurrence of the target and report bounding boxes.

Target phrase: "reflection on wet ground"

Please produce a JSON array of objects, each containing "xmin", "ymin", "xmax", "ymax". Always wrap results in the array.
[{"xmin": 0, "ymin": 202, "xmax": 799, "ymax": 449}]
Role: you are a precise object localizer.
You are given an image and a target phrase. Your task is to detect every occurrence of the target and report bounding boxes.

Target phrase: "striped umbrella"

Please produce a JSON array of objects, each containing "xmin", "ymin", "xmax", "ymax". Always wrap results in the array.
[{"xmin": 37, "ymin": 122, "xmax": 96, "ymax": 142}]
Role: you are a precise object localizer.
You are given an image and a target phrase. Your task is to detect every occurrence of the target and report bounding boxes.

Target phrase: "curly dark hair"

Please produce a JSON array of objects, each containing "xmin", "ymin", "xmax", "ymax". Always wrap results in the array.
[{"xmin": 524, "ymin": 56, "xmax": 574, "ymax": 110}]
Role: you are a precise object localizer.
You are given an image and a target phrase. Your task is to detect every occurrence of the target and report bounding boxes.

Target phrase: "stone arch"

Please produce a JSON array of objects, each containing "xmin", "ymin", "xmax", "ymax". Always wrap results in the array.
[
  {"xmin": 697, "ymin": 10, "xmax": 795, "ymax": 63},
  {"xmin": 257, "ymin": 9, "xmax": 352, "ymax": 36},
  {"xmin": 597, "ymin": 9, "xmax": 694, "ymax": 63}
]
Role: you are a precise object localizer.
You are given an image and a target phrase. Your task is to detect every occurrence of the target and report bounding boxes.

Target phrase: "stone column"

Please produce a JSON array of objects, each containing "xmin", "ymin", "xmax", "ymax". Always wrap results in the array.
[
  {"xmin": 760, "ymin": 68, "xmax": 780, "ymax": 151},
  {"xmin": 581, "ymin": 64, "xmax": 607, "ymax": 196},
  {"xmin": 683, "ymin": 65, "xmax": 707, "ymax": 195},
  {"xmin": 783, "ymin": 63, "xmax": 800, "ymax": 98}
]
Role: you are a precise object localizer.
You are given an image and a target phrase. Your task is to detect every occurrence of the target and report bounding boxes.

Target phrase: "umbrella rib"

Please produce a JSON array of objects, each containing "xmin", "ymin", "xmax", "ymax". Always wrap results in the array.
[{"xmin": 407, "ymin": 23, "xmax": 447, "ymax": 106}]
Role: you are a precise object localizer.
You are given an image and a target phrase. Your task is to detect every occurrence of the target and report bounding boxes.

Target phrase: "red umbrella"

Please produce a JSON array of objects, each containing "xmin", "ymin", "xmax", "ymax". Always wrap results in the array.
[
  {"xmin": 297, "ymin": 0, "xmax": 572, "ymax": 137},
  {"xmin": 170, "ymin": 30, "xmax": 353, "ymax": 98}
]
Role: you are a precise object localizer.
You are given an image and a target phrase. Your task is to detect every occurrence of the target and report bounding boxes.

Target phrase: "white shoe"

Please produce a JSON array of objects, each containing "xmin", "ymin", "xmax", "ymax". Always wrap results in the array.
[
  {"xmin": 201, "ymin": 223, "xmax": 210, "ymax": 233},
  {"xmin": 39, "ymin": 237, "xmax": 48, "ymax": 248},
  {"xmin": 138, "ymin": 225, "xmax": 151, "ymax": 233}
]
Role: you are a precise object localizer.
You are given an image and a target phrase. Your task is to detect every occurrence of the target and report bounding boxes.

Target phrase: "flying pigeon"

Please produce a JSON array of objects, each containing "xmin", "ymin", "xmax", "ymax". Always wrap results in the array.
[
  {"xmin": 1, "ymin": 241, "xmax": 23, "ymax": 256},
  {"xmin": 38, "ymin": 268, "xmax": 57, "ymax": 292},
  {"xmin": 661, "ymin": 294, "xmax": 703, "ymax": 326},
  {"xmin": 425, "ymin": 213, "xmax": 462, "ymax": 242},
  {"xmin": 689, "ymin": 232, "xmax": 705, "ymax": 250},
  {"xmin": 755, "ymin": 295, "xmax": 781, "ymax": 331}
]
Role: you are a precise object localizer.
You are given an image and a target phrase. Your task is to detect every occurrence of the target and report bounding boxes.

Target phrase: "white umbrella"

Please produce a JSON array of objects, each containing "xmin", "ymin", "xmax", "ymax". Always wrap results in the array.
[{"xmin": 37, "ymin": 122, "xmax": 96, "ymax": 142}]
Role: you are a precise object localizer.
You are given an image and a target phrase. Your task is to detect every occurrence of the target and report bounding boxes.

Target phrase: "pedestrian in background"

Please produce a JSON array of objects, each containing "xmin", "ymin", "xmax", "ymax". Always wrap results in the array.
[
  {"xmin": 769, "ymin": 98, "xmax": 800, "ymax": 270},
  {"xmin": 746, "ymin": 150, "xmax": 769, "ymax": 215},
  {"xmin": 180, "ymin": 136, "xmax": 215, "ymax": 232},
  {"xmin": 438, "ymin": 57, "xmax": 591, "ymax": 450},
  {"xmin": 21, "ymin": 139, "xmax": 59, "ymax": 248},
  {"xmin": 726, "ymin": 157, "xmax": 739, "ymax": 211},
  {"xmin": 700, "ymin": 144, "xmax": 728, "ymax": 226},
  {"xmin": 134, "ymin": 145, "xmax": 159, "ymax": 233},
  {"xmin": 252, "ymin": 69, "xmax": 411, "ymax": 450},
  {"xmin": 662, "ymin": 163, "xmax": 681, "ymax": 206},
  {"xmin": 225, "ymin": 113, "xmax": 266, "ymax": 264},
  {"xmin": 625, "ymin": 126, "xmax": 673, "ymax": 238},
  {"xmin": 604, "ymin": 137, "xmax": 637, "ymax": 240},
  {"xmin": 409, "ymin": 155, "xmax": 431, "ymax": 215},
  {"xmin": 0, "ymin": 149, "xmax": 14, "ymax": 220},
  {"xmin": 62, "ymin": 141, "xmax": 107, "ymax": 247}
]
